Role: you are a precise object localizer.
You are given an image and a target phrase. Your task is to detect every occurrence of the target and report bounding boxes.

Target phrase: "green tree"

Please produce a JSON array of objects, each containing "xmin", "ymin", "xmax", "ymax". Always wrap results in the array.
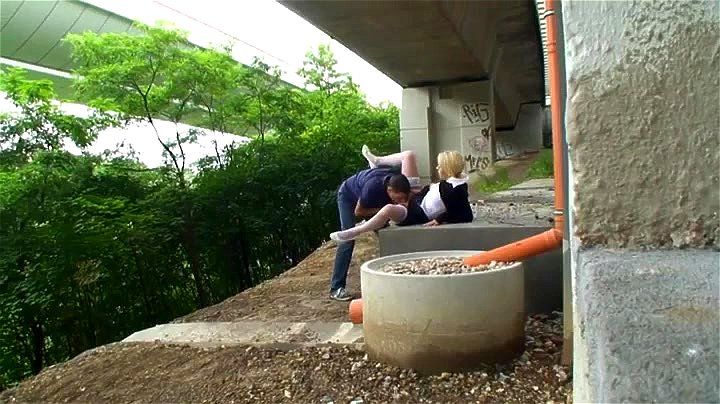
[
  {"xmin": 0, "ymin": 152, "xmax": 196, "ymax": 388},
  {"xmin": 193, "ymin": 45, "xmax": 399, "ymax": 292},
  {"xmin": 298, "ymin": 44, "xmax": 352, "ymax": 93},
  {"xmin": 0, "ymin": 68, "xmax": 113, "ymax": 168},
  {"xmin": 66, "ymin": 24, "xmax": 245, "ymax": 306},
  {"xmin": 237, "ymin": 57, "xmax": 288, "ymax": 142},
  {"xmin": 0, "ymin": 30, "xmax": 401, "ymax": 389},
  {"xmin": 0, "ymin": 70, "xmax": 115, "ymax": 386}
]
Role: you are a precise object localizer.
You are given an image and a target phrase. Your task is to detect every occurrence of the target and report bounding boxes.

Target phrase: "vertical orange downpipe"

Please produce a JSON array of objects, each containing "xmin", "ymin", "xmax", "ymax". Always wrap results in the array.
[{"xmin": 546, "ymin": 0, "xmax": 564, "ymax": 234}]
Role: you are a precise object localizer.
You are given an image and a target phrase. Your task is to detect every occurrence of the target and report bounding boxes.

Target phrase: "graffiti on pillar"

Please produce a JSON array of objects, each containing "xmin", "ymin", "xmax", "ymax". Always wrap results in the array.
[
  {"xmin": 461, "ymin": 103, "xmax": 491, "ymax": 125},
  {"xmin": 496, "ymin": 139, "xmax": 517, "ymax": 160},
  {"xmin": 460, "ymin": 103, "xmax": 492, "ymax": 172},
  {"xmin": 464, "ymin": 155, "xmax": 490, "ymax": 171}
]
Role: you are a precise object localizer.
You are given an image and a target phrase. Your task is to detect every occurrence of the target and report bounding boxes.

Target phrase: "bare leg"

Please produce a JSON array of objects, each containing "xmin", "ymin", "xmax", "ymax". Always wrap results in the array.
[
  {"xmin": 362, "ymin": 146, "xmax": 421, "ymax": 187},
  {"xmin": 330, "ymin": 204, "xmax": 408, "ymax": 242}
]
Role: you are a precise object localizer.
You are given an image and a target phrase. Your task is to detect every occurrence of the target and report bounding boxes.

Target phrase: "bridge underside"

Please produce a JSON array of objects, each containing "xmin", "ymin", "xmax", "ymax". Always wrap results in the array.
[
  {"xmin": 1, "ymin": 0, "xmax": 141, "ymax": 100},
  {"xmin": 280, "ymin": 0, "xmax": 544, "ymax": 129}
]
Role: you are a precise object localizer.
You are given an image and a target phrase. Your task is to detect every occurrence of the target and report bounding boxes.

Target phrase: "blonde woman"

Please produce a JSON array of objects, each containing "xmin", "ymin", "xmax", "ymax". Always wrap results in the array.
[{"xmin": 330, "ymin": 147, "xmax": 473, "ymax": 242}]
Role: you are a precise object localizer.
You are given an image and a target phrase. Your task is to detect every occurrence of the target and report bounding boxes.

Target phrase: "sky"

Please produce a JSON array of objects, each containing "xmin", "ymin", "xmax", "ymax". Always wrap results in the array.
[
  {"xmin": 2, "ymin": 0, "xmax": 402, "ymax": 168},
  {"xmin": 84, "ymin": 0, "xmax": 402, "ymax": 106}
]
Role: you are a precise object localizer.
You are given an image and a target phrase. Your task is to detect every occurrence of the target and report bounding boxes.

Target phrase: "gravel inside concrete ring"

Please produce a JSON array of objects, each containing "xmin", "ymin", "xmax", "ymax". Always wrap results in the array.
[{"xmin": 379, "ymin": 257, "xmax": 515, "ymax": 275}]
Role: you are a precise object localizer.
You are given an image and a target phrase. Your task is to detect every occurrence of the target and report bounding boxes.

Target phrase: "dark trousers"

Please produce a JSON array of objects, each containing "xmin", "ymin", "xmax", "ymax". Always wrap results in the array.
[{"xmin": 330, "ymin": 184, "xmax": 356, "ymax": 291}]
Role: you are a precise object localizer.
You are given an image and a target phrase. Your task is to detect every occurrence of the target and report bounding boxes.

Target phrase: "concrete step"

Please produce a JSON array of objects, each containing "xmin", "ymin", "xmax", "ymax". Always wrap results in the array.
[
  {"xmin": 485, "ymin": 178, "xmax": 555, "ymax": 204},
  {"xmin": 123, "ymin": 322, "xmax": 363, "ymax": 347}
]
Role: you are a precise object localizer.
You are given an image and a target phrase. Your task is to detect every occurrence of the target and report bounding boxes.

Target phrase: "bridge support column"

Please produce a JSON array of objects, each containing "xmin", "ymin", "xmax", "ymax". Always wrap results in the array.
[
  {"xmin": 400, "ymin": 88, "xmax": 433, "ymax": 183},
  {"xmin": 400, "ymin": 80, "xmax": 495, "ymax": 182}
]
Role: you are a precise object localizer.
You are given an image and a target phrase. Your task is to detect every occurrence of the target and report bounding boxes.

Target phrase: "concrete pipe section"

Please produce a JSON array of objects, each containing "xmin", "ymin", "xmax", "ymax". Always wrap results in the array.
[{"xmin": 361, "ymin": 251, "xmax": 525, "ymax": 374}]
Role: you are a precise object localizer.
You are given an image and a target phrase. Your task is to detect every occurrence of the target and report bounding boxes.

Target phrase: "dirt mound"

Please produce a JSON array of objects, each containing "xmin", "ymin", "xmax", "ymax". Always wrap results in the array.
[
  {"xmin": 177, "ymin": 233, "xmax": 378, "ymax": 323},
  {"xmin": 2, "ymin": 230, "xmax": 572, "ymax": 403},
  {"xmin": 2, "ymin": 315, "xmax": 571, "ymax": 403}
]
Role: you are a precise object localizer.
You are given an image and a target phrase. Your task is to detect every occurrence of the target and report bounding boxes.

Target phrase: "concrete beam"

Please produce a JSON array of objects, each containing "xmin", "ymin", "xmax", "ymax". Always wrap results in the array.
[
  {"xmin": 563, "ymin": 0, "xmax": 720, "ymax": 249},
  {"xmin": 279, "ymin": 0, "xmax": 544, "ymax": 129}
]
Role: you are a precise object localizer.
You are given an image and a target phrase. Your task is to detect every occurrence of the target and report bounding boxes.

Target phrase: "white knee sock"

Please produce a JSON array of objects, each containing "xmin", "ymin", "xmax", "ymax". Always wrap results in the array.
[
  {"xmin": 330, "ymin": 205, "xmax": 407, "ymax": 242},
  {"xmin": 362, "ymin": 145, "xmax": 378, "ymax": 168},
  {"xmin": 364, "ymin": 146, "xmax": 412, "ymax": 168}
]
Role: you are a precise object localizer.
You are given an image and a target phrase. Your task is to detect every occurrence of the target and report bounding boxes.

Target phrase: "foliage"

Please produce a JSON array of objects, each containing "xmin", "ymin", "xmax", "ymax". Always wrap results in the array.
[
  {"xmin": 0, "ymin": 68, "xmax": 115, "ymax": 168},
  {"xmin": 66, "ymin": 24, "xmax": 251, "ymax": 306},
  {"xmin": 0, "ymin": 26, "xmax": 399, "ymax": 389},
  {"xmin": 475, "ymin": 149, "xmax": 555, "ymax": 195},
  {"xmin": 526, "ymin": 148, "xmax": 554, "ymax": 179},
  {"xmin": 475, "ymin": 166, "xmax": 517, "ymax": 194}
]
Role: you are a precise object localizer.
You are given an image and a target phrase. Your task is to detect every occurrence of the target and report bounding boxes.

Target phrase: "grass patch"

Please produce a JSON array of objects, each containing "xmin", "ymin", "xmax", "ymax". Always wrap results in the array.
[
  {"xmin": 526, "ymin": 148, "xmax": 554, "ymax": 179},
  {"xmin": 475, "ymin": 167, "xmax": 516, "ymax": 194},
  {"xmin": 475, "ymin": 149, "xmax": 555, "ymax": 195}
]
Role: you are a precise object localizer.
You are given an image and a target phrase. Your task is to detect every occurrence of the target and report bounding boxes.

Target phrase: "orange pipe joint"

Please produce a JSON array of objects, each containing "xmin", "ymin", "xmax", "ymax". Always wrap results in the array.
[
  {"xmin": 462, "ymin": 228, "xmax": 562, "ymax": 267},
  {"xmin": 349, "ymin": 298, "xmax": 363, "ymax": 324}
]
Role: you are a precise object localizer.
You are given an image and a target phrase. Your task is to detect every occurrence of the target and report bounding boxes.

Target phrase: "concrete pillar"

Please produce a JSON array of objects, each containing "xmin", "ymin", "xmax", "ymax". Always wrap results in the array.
[
  {"xmin": 400, "ymin": 80, "xmax": 494, "ymax": 181},
  {"xmin": 563, "ymin": 1, "xmax": 719, "ymax": 402},
  {"xmin": 495, "ymin": 103, "xmax": 544, "ymax": 160},
  {"xmin": 400, "ymin": 88, "xmax": 432, "ymax": 182}
]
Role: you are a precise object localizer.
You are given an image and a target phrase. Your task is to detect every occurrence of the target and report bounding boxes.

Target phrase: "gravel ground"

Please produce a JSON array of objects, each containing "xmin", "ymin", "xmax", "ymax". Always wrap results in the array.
[
  {"xmin": 471, "ymin": 201, "xmax": 554, "ymax": 226},
  {"xmin": 379, "ymin": 257, "xmax": 515, "ymax": 275},
  {"xmin": 2, "ymin": 314, "xmax": 572, "ymax": 404}
]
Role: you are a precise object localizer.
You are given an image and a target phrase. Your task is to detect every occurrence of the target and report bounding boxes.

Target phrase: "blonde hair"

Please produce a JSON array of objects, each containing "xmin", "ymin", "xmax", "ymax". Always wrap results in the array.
[{"xmin": 436, "ymin": 151, "xmax": 465, "ymax": 179}]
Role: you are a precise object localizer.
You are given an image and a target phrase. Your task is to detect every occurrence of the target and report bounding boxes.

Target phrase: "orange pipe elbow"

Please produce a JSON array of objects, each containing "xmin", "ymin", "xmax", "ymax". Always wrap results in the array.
[
  {"xmin": 349, "ymin": 298, "xmax": 363, "ymax": 324},
  {"xmin": 462, "ymin": 228, "xmax": 562, "ymax": 267}
]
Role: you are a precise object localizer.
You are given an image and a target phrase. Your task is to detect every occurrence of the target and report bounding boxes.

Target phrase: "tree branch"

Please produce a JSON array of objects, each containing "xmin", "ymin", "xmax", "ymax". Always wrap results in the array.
[{"xmin": 129, "ymin": 80, "xmax": 182, "ymax": 176}]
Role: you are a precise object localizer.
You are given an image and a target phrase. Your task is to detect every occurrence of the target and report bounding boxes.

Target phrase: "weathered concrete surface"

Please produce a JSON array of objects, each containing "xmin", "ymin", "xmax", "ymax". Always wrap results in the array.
[
  {"xmin": 573, "ymin": 248, "xmax": 720, "ymax": 403},
  {"xmin": 401, "ymin": 81, "xmax": 496, "ymax": 180},
  {"xmin": 508, "ymin": 178, "xmax": 554, "ymax": 190},
  {"xmin": 471, "ymin": 201, "xmax": 554, "ymax": 225},
  {"xmin": 378, "ymin": 224, "xmax": 561, "ymax": 314},
  {"xmin": 362, "ymin": 252, "xmax": 525, "ymax": 373},
  {"xmin": 563, "ymin": 0, "xmax": 720, "ymax": 249},
  {"xmin": 279, "ymin": 0, "xmax": 543, "ymax": 129},
  {"xmin": 488, "ymin": 178, "xmax": 555, "ymax": 205},
  {"xmin": 564, "ymin": 2, "xmax": 720, "ymax": 400},
  {"xmin": 496, "ymin": 103, "xmax": 544, "ymax": 159},
  {"xmin": 123, "ymin": 322, "xmax": 363, "ymax": 347}
]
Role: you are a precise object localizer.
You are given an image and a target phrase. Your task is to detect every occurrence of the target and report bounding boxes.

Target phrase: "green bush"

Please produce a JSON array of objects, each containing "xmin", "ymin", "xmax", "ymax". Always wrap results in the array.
[
  {"xmin": 0, "ymin": 30, "xmax": 400, "ymax": 389},
  {"xmin": 526, "ymin": 148, "xmax": 554, "ymax": 179},
  {"xmin": 475, "ymin": 167, "xmax": 516, "ymax": 194}
]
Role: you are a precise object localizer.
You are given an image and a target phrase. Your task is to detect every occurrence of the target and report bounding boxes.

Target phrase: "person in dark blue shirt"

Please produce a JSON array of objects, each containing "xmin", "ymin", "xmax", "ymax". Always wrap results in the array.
[
  {"xmin": 329, "ymin": 167, "xmax": 411, "ymax": 301},
  {"xmin": 329, "ymin": 149, "xmax": 474, "ymax": 244}
]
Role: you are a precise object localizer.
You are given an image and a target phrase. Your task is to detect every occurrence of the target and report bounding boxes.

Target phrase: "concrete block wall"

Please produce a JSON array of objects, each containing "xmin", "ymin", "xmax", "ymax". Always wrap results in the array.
[{"xmin": 562, "ymin": 1, "xmax": 720, "ymax": 401}]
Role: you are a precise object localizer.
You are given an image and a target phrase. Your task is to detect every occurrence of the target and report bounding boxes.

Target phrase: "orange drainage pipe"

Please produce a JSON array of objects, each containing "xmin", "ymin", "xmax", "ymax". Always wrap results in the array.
[
  {"xmin": 463, "ymin": 228, "xmax": 562, "ymax": 266},
  {"xmin": 463, "ymin": 0, "xmax": 565, "ymax": 267},
  {"xmin": 349, "ymin": 298, "xmax": 363, "ymax": 324}
]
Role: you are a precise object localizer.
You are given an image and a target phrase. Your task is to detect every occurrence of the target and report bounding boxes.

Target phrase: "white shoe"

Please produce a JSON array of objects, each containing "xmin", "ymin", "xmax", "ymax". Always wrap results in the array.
[
  {"xmin": 330, "ymin": 231, "xmax": 356, "ymax": 242},
  {"xmin": 362, "ymin": 145, "xmax": 378, "ymax": 168}
]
